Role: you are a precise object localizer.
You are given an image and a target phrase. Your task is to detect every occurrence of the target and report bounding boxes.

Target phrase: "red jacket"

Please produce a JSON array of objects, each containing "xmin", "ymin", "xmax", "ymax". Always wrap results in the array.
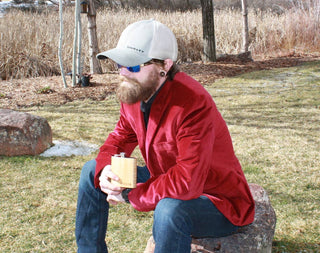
[{"xmin": 95, "ymin": 72, "xmax": 255, "ymax": 226}]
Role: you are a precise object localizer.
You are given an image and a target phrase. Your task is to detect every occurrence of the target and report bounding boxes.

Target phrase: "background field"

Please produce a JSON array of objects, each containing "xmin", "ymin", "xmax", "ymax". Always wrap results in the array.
[
  {"xmin": 1, "ymin": 0, "xmax": 320, "ymax": 79},
  {"xmin": 0, "ymin": 61, "xmax": 319, "ymax": 252}
]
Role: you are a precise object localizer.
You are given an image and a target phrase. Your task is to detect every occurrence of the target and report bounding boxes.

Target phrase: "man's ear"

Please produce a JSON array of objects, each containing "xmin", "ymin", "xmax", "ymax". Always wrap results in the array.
[{"xmin": 163, "ymin": 59, "xmax": 173, "ymax": 72}]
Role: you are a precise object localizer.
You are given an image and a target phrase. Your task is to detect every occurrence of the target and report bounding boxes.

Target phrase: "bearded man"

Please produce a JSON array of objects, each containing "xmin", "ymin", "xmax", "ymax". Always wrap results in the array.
[{"xmin": 75, "ymin": 19, "xmax": 255, "ymax": 253}]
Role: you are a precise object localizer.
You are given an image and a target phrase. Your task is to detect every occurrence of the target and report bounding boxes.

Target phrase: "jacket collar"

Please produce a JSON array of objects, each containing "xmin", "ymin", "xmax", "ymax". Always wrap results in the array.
[{"xmin": 144, "ymin": 78, "xmax": 173, "ymax": 151}]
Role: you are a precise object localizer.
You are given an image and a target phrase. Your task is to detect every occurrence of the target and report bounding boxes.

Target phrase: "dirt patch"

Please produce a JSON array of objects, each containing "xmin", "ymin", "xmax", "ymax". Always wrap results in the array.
[{"xmin": 0, "ymin": 55, "xmax": 318, "ymax": 110}]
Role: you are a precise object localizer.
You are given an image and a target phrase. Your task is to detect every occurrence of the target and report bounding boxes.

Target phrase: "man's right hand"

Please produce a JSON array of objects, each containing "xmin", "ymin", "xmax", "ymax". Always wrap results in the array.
[{"xmin": 99, "ymin": 165, "xmax": 124, "ymax": 198}]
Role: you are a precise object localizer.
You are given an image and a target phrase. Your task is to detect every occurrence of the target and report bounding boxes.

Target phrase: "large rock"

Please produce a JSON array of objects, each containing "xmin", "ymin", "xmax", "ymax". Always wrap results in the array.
[
  {"xmin": 144, "ymin": 183, "xmax": 276, "ymax": 253},
  {"xmin": 0, "ymin": 109, "xmax": 52, "ymax": 156}
]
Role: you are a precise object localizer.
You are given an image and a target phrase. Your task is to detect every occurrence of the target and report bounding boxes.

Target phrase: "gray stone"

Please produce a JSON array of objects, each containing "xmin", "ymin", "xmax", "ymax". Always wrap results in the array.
[
  {"xmin": 0, "ymin": 109, "xmax": 52, "ymax": 156},
  {"xmin": 144, "ymin": 183, "xmax": 276, "ymax": 253}
]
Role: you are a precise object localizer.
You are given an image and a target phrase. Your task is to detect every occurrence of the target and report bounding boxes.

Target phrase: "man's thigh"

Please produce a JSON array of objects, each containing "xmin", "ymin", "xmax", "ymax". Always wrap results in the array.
[{"xmin": 156, "ymin": 196, "xmax": 238, "ymax": 238}]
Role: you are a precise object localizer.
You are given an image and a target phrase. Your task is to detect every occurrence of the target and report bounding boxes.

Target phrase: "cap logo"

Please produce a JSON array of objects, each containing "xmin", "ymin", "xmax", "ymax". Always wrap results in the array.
[{"xmin": 127, "ymin": 45, "xmax": 144, "ymax": 53}]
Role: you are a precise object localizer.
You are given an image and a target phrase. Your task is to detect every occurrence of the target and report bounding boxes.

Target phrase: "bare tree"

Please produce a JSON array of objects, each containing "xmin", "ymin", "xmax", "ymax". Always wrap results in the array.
[
  {"xmin": 200, "ymin": 0, "xmax": 216, "ymax": 62},
  {"xmin": 58, "ymin": 0, "xmax": 67, "ymax": 87},
  {"xmin": 77, "ymin": 15, "xmax": 83, "ymax": 79},
  {"xmin": 87, "ymin": 0, "xmax": 102, "ymax": 74},
  {"xmin": 241, "ymin": 0, "xmax": 249, "ymax": 52},
  {"xmin": 72, "ymin": 0, "xmax": 80, "ymax": 86}
]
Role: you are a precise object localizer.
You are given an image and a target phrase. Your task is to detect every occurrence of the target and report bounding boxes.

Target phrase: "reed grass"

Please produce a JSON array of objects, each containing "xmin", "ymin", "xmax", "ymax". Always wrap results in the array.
[{"xmin": 1, "ymin": 4, "xmax": 320, "ymax": 80}]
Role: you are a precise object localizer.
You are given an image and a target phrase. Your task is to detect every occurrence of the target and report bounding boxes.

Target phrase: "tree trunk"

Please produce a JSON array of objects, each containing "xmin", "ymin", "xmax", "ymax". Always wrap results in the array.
[
  {"xmin": 200, "ymin": 0, "xmax": 216, "ymax": 62},
  {"xmin": 58, "ymin": 0, "xmax": 67, "ymax": 88},
  {"xmin": 87, "ymin": 0, "xmax": 102, "ymax": 74},
  {"xmin": 241, "ymin": 0, "xmax": 249, "ymax": 52},
  {"xmin": 72, "ymin": 0, "xmax": 80, "ymax": 87},
  {"xmin": 77, "ymin": 15, "xmax": 82, "ymax": 80}
]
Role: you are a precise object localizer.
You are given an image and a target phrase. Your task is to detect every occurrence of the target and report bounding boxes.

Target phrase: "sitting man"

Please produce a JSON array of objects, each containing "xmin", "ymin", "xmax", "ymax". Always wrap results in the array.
[{"xmin": 75, "ymin": 19, "xmax": 255, "ymax": 253}]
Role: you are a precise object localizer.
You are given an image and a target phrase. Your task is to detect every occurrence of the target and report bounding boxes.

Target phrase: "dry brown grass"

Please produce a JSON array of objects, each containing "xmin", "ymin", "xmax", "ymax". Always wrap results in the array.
[{"xmin": 1, "ymin": 6, "xmax": 320, "ymax": 80}]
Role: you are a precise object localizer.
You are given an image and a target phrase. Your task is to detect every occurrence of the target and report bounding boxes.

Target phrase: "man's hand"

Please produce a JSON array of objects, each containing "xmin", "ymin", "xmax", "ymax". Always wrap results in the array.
[
  {"xmin": 99, "ymin": 165, "xmax": 125, "ymax": 204},
  {"xmin": 107, "ymin": 193, "xmax": 125, "ymax": 205}
]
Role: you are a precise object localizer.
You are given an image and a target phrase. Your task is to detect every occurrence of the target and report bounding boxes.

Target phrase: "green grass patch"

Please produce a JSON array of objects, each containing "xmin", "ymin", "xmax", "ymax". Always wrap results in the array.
[{"xmin": 1, "ymin": 61, "xmax": 319, "ymax": 252}]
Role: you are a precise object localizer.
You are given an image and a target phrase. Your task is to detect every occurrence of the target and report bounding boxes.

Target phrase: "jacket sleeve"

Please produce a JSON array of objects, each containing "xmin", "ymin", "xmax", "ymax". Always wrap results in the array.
[
  {"xmin": 129, "ymin": 97, "xmax": 218, "ymax": 211},
  {"xmin": 94, "ymin": 104, "xmax": 138, "ymax": 188}
]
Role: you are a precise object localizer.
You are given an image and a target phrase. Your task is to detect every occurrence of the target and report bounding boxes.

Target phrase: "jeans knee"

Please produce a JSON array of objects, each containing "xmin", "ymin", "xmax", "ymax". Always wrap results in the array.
[
  {"xmin": 153, "ymin": 198, "xmax": 193, "ymax": 251},
  {"xmin": 155, "ymin": 198, "xmax": 188, "ymax": 216},
  {"xmin": 79, "ymin": 160, "xmax": 96, "ymax": 190},
  {"xmin": 153, "ymin": 198, "xmax": 192, "ymax": 232}
]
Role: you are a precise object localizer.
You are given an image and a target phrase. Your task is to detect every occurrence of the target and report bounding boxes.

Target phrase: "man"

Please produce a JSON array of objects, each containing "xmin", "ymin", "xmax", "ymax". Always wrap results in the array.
[{"xmin": 75, "ymin": 19, "xmax": 255, "ymax": 253}]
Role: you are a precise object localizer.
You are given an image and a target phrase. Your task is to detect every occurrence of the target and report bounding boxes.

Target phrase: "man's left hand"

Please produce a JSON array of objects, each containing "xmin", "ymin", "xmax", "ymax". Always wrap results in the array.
[{"xmin": 107, "ymin": 193, "xmax": 125, "ymax": 205}]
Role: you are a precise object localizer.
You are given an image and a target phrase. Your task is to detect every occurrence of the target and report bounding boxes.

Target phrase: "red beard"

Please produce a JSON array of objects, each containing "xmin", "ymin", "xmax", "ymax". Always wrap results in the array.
[{"xmin": 116, "ymin": 75, "xmax": 158, "ymax": 104}]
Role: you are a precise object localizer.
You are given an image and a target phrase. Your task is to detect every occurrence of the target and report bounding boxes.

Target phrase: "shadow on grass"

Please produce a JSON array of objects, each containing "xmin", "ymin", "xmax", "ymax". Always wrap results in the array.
[{"xmin": 272, "ymin": 239, "xmax": 320, "ymax": 252}]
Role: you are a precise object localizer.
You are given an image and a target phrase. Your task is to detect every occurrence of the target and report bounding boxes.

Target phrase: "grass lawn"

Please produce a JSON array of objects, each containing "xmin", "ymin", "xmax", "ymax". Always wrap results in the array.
[{"xmin": 1, "ymin": 61, "xmax": 319, "ymax": 252}]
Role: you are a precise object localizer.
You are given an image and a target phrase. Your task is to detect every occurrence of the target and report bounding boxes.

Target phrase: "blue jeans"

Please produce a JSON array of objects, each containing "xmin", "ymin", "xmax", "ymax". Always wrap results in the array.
[{"xmin": 75, "ymin": 160, "xmax": 238, "ymax": 253}]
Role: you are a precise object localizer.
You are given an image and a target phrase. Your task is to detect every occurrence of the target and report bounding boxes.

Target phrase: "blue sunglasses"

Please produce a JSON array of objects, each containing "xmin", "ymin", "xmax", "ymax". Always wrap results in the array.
[{"xmin": 117, "ymin": 61, "xmax": 154, "ymax": 73}]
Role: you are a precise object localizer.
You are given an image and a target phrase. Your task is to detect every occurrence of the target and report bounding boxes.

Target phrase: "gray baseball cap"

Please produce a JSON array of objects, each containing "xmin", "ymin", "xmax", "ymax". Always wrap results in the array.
[{"xmin": 97, "ymin": 19, "xmax": 178, "ymax": 67}]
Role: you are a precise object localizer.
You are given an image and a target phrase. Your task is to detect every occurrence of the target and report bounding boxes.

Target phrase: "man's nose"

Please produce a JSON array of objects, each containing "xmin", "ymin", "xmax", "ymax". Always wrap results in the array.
[{"xmin": 119, "ymin": 67, "xmax": 131, "ymax": 77}]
